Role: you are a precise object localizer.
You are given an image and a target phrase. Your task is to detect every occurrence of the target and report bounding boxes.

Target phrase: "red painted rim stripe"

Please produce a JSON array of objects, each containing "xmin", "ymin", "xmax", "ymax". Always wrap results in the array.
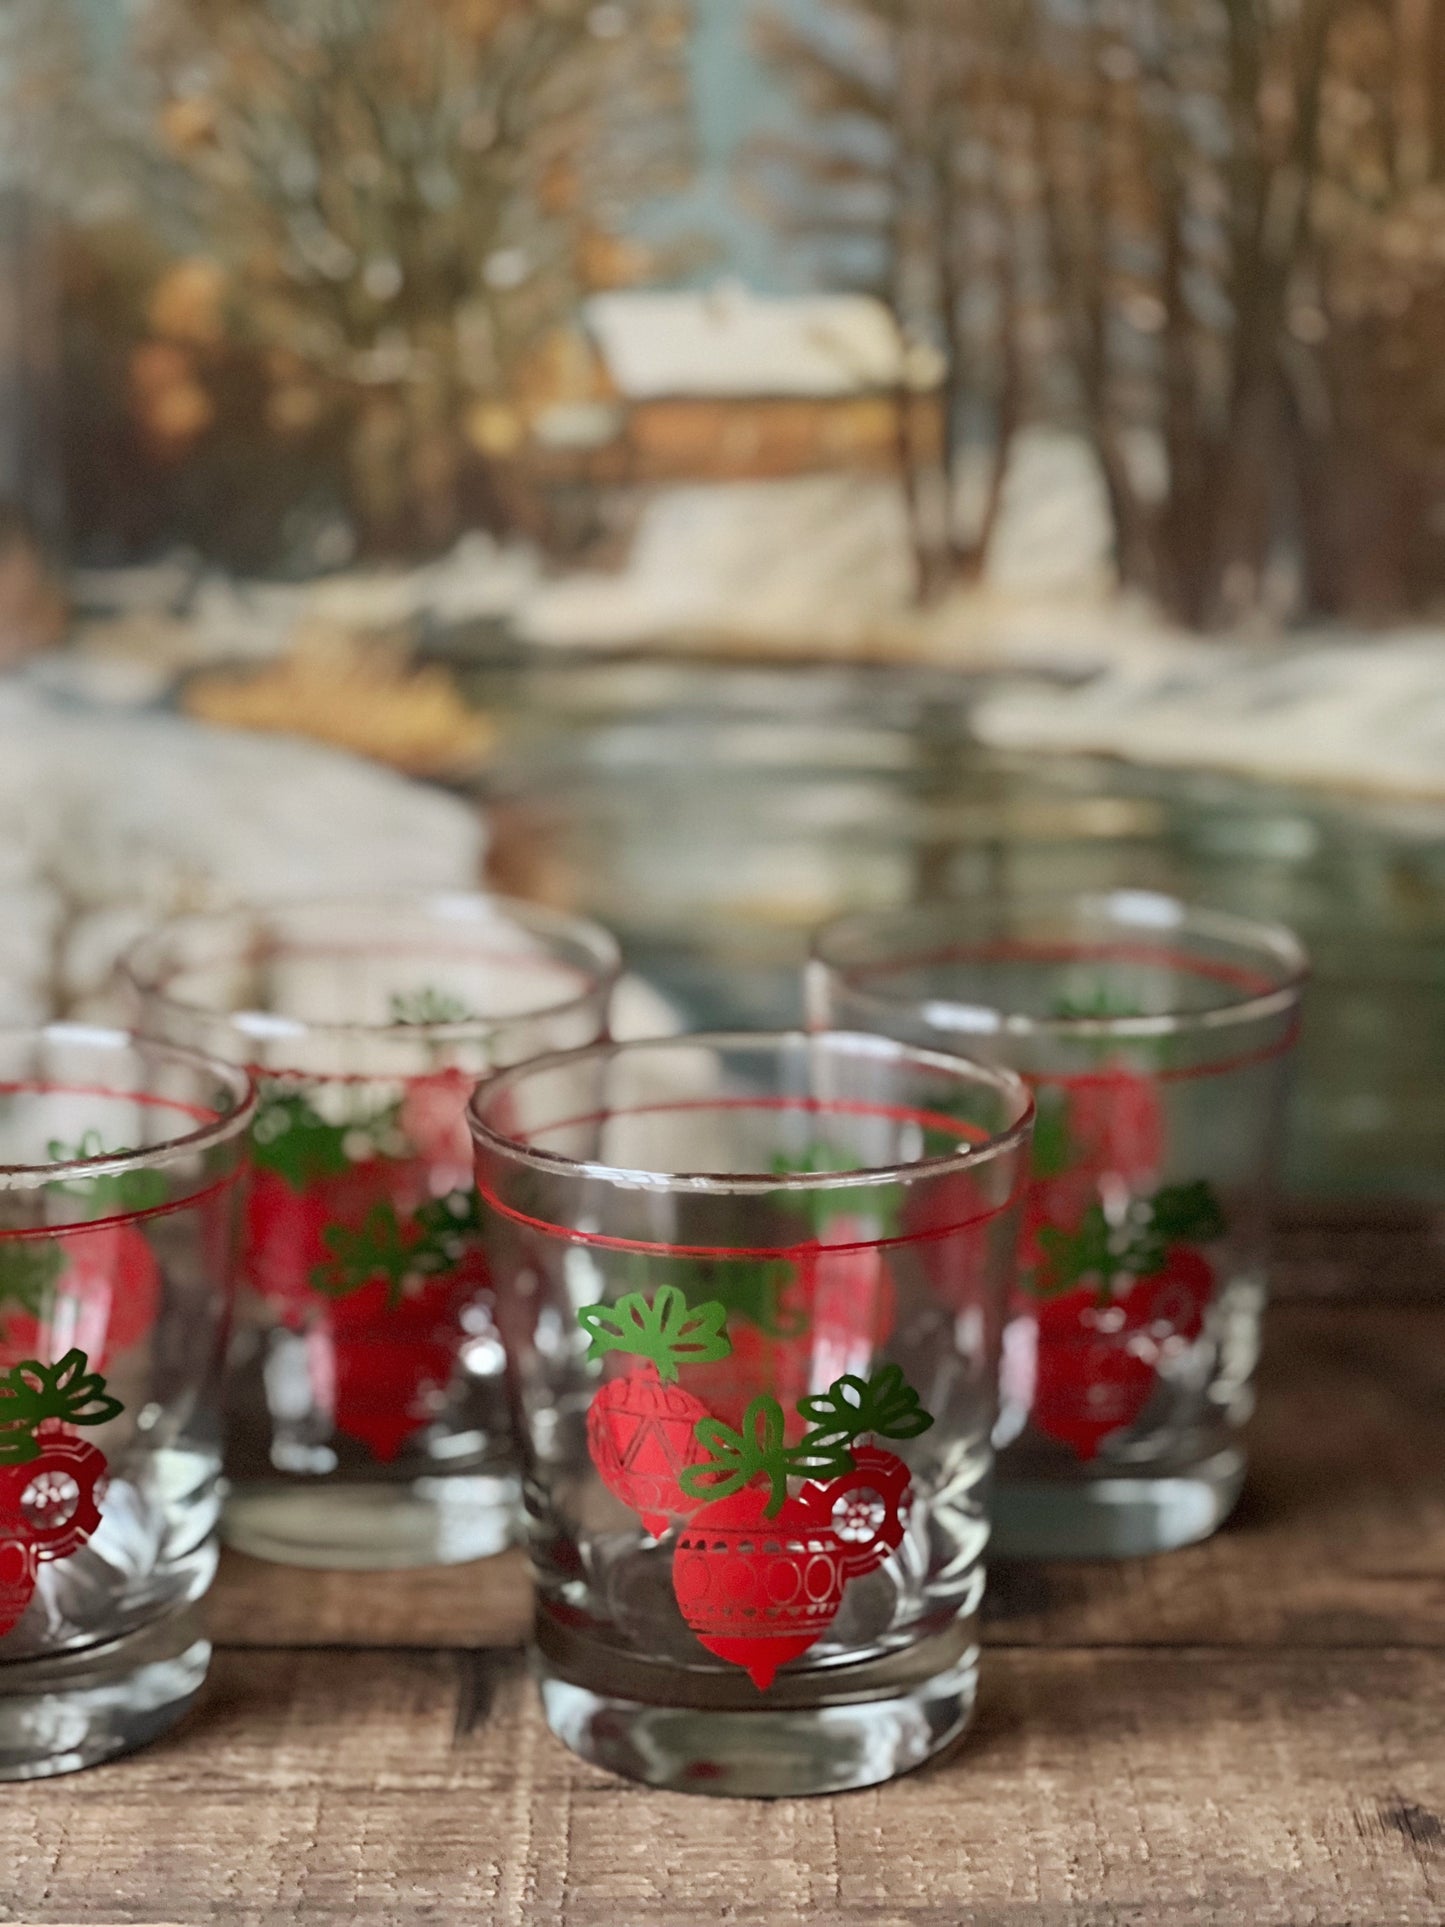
[{"xmin": 0, "ymin": 1170, "xmax": 245, "ymax": 1244}]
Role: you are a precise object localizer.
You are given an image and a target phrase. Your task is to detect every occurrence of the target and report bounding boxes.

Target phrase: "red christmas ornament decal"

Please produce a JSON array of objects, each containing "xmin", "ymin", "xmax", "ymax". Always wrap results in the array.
[
  {"xmin": 1028, "ymin": 1294, "xmax": 1157, "ymax": 1459},
  {"xmin": 1026, "ymin": 1181, "xmax": 1226, "ymax": 1459},
  {"xmin": 0, "ymin": 1350, "xmax": 121, "ymax": 1638},
  {"xmin": 0, "ymin": 1224, "xmax": 161, "ymax": 1374},
  {"xmin": 246, "ymin": 1078, "xmax": 490, "ymax": 1464},
  {"xmin": 681, "ymin": 1232, "xmax": 896, "ymax": 1438},
  {"xmin": 0, "ymin": 1134, "xmax": 168, "ymax": 1373},
  {"xmin": 1048, "ymin": 1067, "xmax": 1165, "ymax": 1189},
  {"xmin": 675, "ymin": 1364, "xmax": 934, "ymax": 1691},
  {"xmin": 661, "ymin": 1145, "xmax": 901, "ymax": 1436},
  {"xmin": 580, "ymin": 1287, "xmax": 730, "ymax": 1535},
  {"xmin": 576, "ymin": 1152, "xmax": 934, "ymax": 1691},
  {"xmin": 673, "ymin": 1445, "xmax": 912, "ymax": 1690}
]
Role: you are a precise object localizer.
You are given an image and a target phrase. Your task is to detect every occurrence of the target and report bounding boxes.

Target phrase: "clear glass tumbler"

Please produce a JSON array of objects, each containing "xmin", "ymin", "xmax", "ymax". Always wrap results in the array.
[
  {"xmin": 470, "ymin": 1030, "xmax": 1032, "ymax": 1796},
  {"xmin": 0, "ymin": 1025, "xmax": 253, "ymax": 1778},
  {"xmin": 124, "ymin": 894, "xmax": 619, "ymax": 1570},
  {"xmin": 809, "ymin": 892, "xmax": 1308, "ymax": 1559}
]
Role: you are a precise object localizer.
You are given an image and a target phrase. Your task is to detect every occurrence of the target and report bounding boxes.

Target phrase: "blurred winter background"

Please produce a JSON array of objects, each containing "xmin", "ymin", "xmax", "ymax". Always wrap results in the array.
[{"xmin": 0, "ymin": 0, "xmax": 1440, "ymax": 1197}]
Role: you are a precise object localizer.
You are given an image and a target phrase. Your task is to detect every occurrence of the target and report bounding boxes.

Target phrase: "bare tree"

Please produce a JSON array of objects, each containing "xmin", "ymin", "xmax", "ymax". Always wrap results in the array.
[
  {"xmin": 1022, "ymin": 0, "xmax": 1344, "ymax": 626},
  {"xmin": 14, "ymin": 0, "xmax": 692, "ymax": 559},
  {"xmin": 752, "ymin": 0, "xmax": 1035, "ymax": 601},
  {"xmin": 762, "ymin": 0, "xmax": 1445, "ymax": 626},
  {"xmin": 1282, "ymin": 0, "xmax": 1445, "ymax": 614}
]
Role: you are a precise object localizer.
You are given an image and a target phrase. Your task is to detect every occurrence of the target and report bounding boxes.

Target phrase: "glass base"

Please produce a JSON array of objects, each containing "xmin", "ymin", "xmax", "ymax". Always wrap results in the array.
[
  {"xmin": 534, "ymin": 1613, "xmax": 980, "ymax": 1797},
  {"xmin": 0, "ymin": 1605, "xmax": 210, "ymax": 1781},
  {"xmin": 222, "ymin": 1472, "xmax": 520, "ymax": 1569},
  {"xmin": 990, "ymin": 1448, "xmax": 1246, "ymax": 1559}
]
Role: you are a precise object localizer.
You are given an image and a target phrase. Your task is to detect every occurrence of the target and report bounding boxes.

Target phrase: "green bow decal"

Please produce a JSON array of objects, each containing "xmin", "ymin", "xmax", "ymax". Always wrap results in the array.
[
  {"xmin": 795, "ymin": 1363, "xmax": 935, "ymax": 1457},
  {"xmin": 309, "ymin": 1188, "xmax": 486, "ymax": 1306},
  {"xmin": 579, "ymin": 1286, "xmax": 732, "ymax": 1385},
  {"xmin": 680, "ymin": 1395, "xmax": 795, "ymax": 1515},
  {"xmin": 1034, "ymin": 1180, "xmax": 1227, "ymax": 1300},
  {"xmin": 311, "ymin": 1202, "xmax": 417, "ymax": 1308},
  {"xmin": 0, "ymin": 1350, "xmax": 124, "ymax": 1466},
  {"xmin": 679, "ymin": 1365, "xmax": 935, "ymax": 1518},
  {"xmin": 251, "ymin": 1089, "xmax": 359, "ymax": 1191}
]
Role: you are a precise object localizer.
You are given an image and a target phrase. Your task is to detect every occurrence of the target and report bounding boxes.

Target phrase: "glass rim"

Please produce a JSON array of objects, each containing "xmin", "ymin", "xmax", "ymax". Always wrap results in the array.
[
  {"xmin": 810, "ymin": 890, "xmax": 1310, "ymax": 1041},
  {"xmin": 0, "ymin": 1023, "xmax": 257, "ymax": 1194},
  {"xmin": 468, "ymin": 1027, "xmax": 1035, "ymax": 1199},
  {"xmin": 120, "ymin": 890, "xmax": 624, "ymax": 1046}
]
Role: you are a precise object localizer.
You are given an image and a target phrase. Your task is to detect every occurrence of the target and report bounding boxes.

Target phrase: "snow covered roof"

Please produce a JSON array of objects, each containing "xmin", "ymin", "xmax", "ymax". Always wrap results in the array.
[{"xmin": 584, "ymin": 286, "xmax": 942, "ymax": 401}]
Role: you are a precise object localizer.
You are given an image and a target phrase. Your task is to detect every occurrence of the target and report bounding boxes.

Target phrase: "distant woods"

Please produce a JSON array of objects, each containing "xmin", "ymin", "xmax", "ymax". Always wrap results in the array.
[
  {"xmin": 756, "ymin": 0, "xmax": 1445, "ymax": 625},
  {"xmin": 7, "ymin": 0, "xmax": 691, "ymax": 568},
  {"xmin": 5, "ymin": 0, "xmax": 1443, "ymax": 626}
]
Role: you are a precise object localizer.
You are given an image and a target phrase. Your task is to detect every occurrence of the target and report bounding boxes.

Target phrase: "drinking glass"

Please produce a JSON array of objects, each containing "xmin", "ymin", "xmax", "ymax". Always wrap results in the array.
[
  {"xmin": 470, "ymin": 1029, "xmax": 1032, "ymax": 1795},
  {"xmin": 124, "ymin": 894, "xmax": 619, "ymax": 1570},
  {"xmin": 809, "ymin": 892, "xmax": 1307, "ymax": 1558},
  {"xmin": 0, "ymin": 1025, "xmax": 253, "ymax": 1778}
]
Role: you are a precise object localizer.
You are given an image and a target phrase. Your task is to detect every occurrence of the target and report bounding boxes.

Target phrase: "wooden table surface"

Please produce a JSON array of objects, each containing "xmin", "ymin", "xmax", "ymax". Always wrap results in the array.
[{"xmin": 5, "ymin": 1203, "xmax": 1443, "ymax": 1927}]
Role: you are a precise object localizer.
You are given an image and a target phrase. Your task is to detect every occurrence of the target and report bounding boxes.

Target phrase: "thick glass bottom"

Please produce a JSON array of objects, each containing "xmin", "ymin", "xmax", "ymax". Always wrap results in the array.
[
  {"xmin": 0, "ymin": 1605, "xmax": 210, "ymax": 1781},
  {"xmin": 991, "ymin": 1447, "xmax": 1246, "ymax": 1559},
  {"xmin": 222, "ymin": 1472, "xmax": 519, "ymax": 1568},
  {"xmin": 534, "ymin": 1609, "xmax": 980, "ymax": 1796}
]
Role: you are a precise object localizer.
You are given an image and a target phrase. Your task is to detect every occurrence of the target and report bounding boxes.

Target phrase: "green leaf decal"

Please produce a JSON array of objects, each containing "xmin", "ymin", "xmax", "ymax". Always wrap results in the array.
[
  {"xmin": 312, "ymin": 1202, "xmax": 416, "ymax": 1309},
  {"xmin": 773, "ymin": 1143, "xmax": 903, "ymax": 1239},
  {"xmin": 1034, "ymin": 1205, "xmax": 1118, "ymax": 1297},
  {"xmin": 412, "ymin": 1186, "xmax": 486, "ymax": 1271},
  {"xmin": 1030, "ymin": 1086, "xmax": 1073, "ymax": 1180},
  {"xmin": 0, "ymin": 1348, "xmax": 123, "ymax": 1465},
  {"xmin": 1149, "ymin": 1181, "xmax": 1228, "ymax": 1246},
  {"xmin": 579, "ymin": 1286, "xmax": 731, "ymax": 1384},
  {"xmin": 1050, "ymin": 985, "xmax": 1145, "ymax": 1021},
  {"xmin": 780, "ymin": 1428, "xmax": 855, "ymax": 1482},
  {"xmin": 252, "ymin": 1090, "xmax": 356, "ymax": 1191},
  {"xmin": 1047, "ymin": 987, "xmax": 1171, "ymax": 1065},
  {"xmin": 659, "ymin": 1252, "xmax": 803, "ymax": 1339},
  {"xmin": 680, "ymin": 1366, "xmax": 935, "ymax": 1514},
  {"xmin": 388, "ymin": 988, "xmax": 476, "ymax": 1026},
  {"xmin": 0, "ymin": 1238, "xmax": 65, "ymax": 1319},
  {"xmin": 303, "ymin": 1185, "xmax": 484, "ymax": 1309}
]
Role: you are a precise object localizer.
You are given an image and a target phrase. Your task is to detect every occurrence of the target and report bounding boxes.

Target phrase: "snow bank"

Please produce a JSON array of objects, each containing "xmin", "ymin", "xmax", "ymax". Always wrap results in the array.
[
  {"xmin": 972, "ymin": 635, "xmax": 1445, "ymax": 799},
  {"xmin": 0, "ymin": 686, "xmax": 486, "ymax": 1017},
  {"xmin": 57, "ymin": 533, "xmax": 543, "ymax": 707},
  {"xmin": 518, "ymin": 475, "xmax": 919, "ymax": 652},
  {"xmin": 517, "ymin": 430, "xmax": 1126, "ymax": 657}
]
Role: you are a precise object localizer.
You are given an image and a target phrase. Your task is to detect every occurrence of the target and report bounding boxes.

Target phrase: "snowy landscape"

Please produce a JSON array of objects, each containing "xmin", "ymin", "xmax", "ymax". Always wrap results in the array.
[{"xmin": 41, "ymin": 402, "xmax": 1445, "ymax": 804}]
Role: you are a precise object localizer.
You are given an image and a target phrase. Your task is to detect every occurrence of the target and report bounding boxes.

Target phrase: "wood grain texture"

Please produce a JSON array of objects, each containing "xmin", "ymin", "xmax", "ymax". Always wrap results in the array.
[
  {"xmin": 3, "ymin": 1648, "xmax": 1442, "ymax": 1927},
  {"xmin": 1272, "ymin": 1200, "xmax": 1445, "ymax": 1304},
  {"xmin": 206, "ymin": 1547, "xmax": 532, "ymax": 1651},
  {"xmin": 2, "ymin": 1222, "xmax": 1440, "ymax": 1927}
]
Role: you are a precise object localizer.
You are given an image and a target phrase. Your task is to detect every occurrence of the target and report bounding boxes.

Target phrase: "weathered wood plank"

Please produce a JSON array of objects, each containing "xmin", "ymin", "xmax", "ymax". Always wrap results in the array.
[
  {"xmin": 206, "ymin": 1548, "xmax": 531, "ymax": 1652},
  {"xmin": 8, "ymin": 1292, "xmax": 1442, "ymax": 1925},
  {"xmin": 1273, "ymin": 1201, "xmax": 1445, "ymax": 1304},
  {"xmin": 4, "ymin": 1647, "xmax": 1441, "ymax": 1926},
  {"xmin": 208, "ymin": 1305, "xmax": 1445, "ymax": 1656}
]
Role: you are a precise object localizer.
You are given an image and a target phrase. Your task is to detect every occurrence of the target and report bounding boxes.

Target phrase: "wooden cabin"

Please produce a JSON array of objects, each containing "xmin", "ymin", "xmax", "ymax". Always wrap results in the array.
[{"xmin": 525, "ymin": 285, "xmax": 944, "ymax": 485}]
